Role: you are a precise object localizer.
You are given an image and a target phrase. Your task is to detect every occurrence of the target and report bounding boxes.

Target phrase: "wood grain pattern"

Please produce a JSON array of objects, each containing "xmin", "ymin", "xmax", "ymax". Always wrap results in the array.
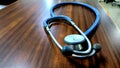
[{"xmin": 0, "ymin": 0, "xmax": 120, "ymax": 68}]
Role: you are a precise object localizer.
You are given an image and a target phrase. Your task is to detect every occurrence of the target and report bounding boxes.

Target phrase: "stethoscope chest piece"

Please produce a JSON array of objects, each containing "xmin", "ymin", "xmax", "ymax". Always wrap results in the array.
[{"xmin": 64, "ymin": 34, "xmax": 85, "ymax": 45}]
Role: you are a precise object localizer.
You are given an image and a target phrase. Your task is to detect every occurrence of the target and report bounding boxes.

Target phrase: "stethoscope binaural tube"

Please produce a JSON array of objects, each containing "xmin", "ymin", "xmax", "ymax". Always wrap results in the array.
[
  {"xmin": 43, "ymin": 16, "xmax": 101, "ymax": 58},
  {"xmin": 50, "ymin": 2, "xmax": 100, "ymax": 36},
  {"xmin": 43, "ymin": 16, "xmax": 71, "ymax": 50},
  {"xmin": 43, "ymin": 16, "xmax": 92, "ymax": 53}
]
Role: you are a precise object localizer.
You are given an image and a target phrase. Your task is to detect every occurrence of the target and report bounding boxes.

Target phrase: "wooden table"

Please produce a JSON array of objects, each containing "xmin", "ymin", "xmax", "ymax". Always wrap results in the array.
[{"xmin": 0, "ymin": 0, "xmax": 120, "ymax": 68}]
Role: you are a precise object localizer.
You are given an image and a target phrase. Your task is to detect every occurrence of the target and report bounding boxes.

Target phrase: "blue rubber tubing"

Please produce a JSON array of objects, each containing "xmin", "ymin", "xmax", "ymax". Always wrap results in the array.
[
  {"xmin": 43, "ymin": 15, "xmax": 72, "ymax": 27},
  {"xmin": 50, "ymin": 2, "xmax": 100, "ymax": 36}
]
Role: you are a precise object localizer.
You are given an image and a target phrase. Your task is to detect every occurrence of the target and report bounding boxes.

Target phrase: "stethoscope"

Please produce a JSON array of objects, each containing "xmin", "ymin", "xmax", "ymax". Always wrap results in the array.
[{"xmin": 43, "ymin": 2, "xmax": 101, "ymax": 58}]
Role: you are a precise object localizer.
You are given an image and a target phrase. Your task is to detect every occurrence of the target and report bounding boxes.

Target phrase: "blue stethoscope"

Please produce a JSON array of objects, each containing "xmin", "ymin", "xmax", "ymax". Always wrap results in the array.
[{"xmin": 43, "ymin": 2, "xmax": 101, "ymax": 58}]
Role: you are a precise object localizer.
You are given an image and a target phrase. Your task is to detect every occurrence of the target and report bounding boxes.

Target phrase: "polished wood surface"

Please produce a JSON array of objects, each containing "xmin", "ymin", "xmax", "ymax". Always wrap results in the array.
[{"xmin": 0, "ymin": 0, "xmax": 120, "ymax": 68}]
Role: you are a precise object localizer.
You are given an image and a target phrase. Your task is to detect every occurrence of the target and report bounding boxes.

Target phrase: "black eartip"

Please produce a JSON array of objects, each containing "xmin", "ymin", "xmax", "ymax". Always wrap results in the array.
[
  {"xmin": 62, "ymin": 45, "xmax": 73, "ymax": 56},
  {"xmin": 93, "ymin": 43, "xmax": 101, "ymax": 52}
]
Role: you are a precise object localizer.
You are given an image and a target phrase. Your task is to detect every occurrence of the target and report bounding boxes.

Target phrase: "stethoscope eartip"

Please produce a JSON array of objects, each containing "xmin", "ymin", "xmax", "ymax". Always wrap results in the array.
[
  {"xmin": 62, "ymin": 45, "xmax": 73, "ymax": 56},
  {"xmin": 93, "ymin": 43, "xmax": 101, "ymax": 52}
]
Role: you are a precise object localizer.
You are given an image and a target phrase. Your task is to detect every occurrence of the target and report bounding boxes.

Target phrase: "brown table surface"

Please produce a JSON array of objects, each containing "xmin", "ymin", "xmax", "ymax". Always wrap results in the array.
[{"xmin": 0, "ymin": 0, "xmax": 120, "ymax": 68}]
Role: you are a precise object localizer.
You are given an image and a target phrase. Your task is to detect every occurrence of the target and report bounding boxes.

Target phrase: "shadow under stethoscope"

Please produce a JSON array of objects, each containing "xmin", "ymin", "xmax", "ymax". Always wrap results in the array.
[{"xmin": 65, "ymin": 53, "xmax": 106, "ymax": 68}]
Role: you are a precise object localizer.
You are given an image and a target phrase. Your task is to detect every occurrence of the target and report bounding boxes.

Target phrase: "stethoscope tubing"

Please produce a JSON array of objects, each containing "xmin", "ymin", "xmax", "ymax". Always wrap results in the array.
[{"xmin": 50, "ymin": 2, "xmax": 100, "ymax": 36}]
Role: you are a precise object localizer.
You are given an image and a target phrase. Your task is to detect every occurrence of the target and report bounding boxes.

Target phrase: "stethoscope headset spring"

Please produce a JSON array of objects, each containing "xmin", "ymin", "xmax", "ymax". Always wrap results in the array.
[{"xmin": 43, "ymin": 2, "xmax": 101, "ymax": 58}]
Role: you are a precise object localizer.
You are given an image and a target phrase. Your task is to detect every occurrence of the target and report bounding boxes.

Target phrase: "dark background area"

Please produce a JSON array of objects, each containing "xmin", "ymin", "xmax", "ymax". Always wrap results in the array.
[{"xmin": 0, "ymin": 0, "xmax": 17, "ymax": 5}]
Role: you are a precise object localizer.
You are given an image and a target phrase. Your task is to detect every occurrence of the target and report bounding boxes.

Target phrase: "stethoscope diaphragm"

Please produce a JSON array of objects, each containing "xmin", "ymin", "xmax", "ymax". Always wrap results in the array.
[{"xmin": 64, "ymin": 34, "xmax": 85, "ymax": 45}]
